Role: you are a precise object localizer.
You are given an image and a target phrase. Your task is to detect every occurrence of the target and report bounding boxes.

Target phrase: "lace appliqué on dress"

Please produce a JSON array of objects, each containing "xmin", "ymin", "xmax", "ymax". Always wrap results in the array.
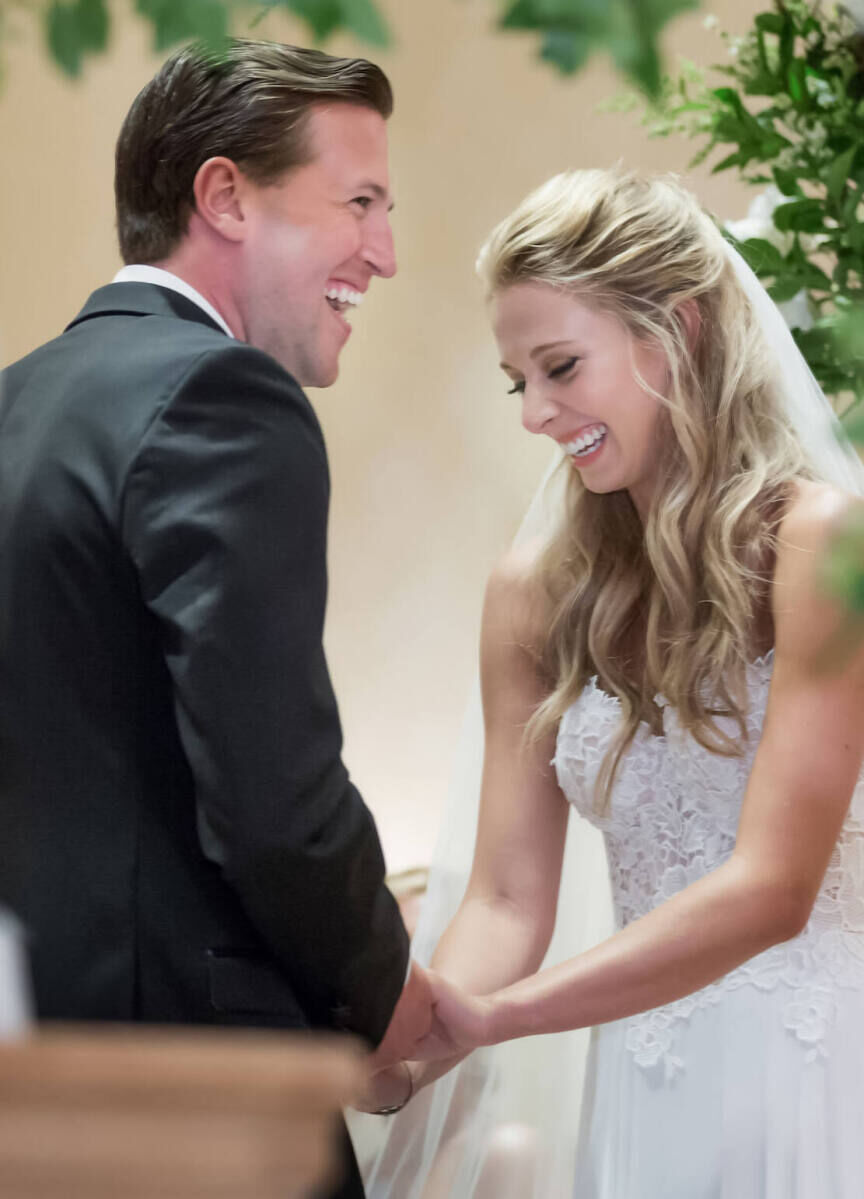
[{"xmin": 553, "ymin": 653, "xmax": 864, "ymax": 1078}]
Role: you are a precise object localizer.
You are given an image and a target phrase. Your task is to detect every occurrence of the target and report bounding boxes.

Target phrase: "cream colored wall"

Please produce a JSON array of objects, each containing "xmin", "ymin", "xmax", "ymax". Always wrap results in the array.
[{"xmin": 1, "ymin": 0, "xmax": 763, "ymax": 871}]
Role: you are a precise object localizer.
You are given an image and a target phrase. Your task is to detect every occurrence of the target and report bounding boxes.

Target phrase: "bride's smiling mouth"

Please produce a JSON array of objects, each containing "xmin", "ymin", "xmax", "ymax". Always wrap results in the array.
[{"xmin": 560, "ymin": 423, "xmax": 608, "ymax": 463}]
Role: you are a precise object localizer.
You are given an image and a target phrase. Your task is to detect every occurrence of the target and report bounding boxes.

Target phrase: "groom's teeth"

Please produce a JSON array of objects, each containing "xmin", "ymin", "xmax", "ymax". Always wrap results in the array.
[{"xmin": 324, "ymin": 286, "xmax": 363, "ymax": 307}]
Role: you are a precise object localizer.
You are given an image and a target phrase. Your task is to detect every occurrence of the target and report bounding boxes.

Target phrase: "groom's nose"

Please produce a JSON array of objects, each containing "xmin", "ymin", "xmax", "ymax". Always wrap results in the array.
[{"xmin": 362, "ymin": 215, "xmax": 396, "ymax": 279}]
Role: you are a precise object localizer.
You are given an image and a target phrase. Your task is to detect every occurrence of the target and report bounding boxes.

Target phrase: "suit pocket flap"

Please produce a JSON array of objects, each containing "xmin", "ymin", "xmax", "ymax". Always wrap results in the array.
[{"xmin": 207, "ymin": 952, "xmax": 308, "ymax": 1023}]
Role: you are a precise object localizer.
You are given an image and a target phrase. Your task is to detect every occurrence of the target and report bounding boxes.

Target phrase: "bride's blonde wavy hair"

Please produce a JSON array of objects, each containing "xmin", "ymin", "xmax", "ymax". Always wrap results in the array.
[{"xmin": 477, "ymin": 168, "xmax": 813, "ymax": 808}]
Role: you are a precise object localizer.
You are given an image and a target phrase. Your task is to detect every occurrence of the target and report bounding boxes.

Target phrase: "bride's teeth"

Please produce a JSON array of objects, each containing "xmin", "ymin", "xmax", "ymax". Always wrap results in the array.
[{"xmin": 566, "ymin": 425, "xmax": 607, "ymax": 457}]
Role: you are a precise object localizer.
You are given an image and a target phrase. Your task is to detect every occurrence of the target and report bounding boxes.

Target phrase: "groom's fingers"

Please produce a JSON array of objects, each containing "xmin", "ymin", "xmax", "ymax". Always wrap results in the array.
[{"xmin": 368, "ymin": 960, "xmax": 435, "ymax": 1069}]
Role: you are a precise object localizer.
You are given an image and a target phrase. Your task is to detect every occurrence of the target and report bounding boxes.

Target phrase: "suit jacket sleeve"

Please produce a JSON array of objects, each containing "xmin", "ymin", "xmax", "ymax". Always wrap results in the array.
[{"xmin": 122, "ymin": 341, "xmax": 409, "ymax": 1044}]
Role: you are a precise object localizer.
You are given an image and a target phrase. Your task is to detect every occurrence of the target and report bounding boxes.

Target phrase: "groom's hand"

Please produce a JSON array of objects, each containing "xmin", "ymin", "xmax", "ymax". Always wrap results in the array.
[{"xmin": 368, "ymin": 960, "xmax": 435, "ymax": 1071}]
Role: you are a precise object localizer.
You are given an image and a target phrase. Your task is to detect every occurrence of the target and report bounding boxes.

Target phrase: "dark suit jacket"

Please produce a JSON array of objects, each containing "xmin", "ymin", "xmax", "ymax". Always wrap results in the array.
[{"xmin": 0, "ymin": 280, "xmax": 408, "ymax": 1047}]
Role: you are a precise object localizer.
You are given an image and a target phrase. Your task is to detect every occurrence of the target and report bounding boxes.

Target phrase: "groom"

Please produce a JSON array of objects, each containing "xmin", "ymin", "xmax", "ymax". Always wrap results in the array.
[{"xmin": 0, "ymin": 39, "xmax": 431, "ymax": 1198}]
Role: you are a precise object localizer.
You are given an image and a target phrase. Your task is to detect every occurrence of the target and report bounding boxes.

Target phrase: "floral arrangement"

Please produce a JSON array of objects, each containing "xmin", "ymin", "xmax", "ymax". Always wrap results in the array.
[{"xmin": 648, "ymin": 0, "xmax": 864, "ymax": 421}]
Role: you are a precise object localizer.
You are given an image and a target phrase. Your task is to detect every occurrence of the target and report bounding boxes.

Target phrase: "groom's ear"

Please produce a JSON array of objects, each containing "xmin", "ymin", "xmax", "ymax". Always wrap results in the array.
[{"xmin": 192, "ymin": 157, "xmax": 249, "ymax": 244}]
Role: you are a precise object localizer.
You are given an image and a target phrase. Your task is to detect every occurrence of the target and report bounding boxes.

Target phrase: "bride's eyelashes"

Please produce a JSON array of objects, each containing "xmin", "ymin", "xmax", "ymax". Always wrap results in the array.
[
  {"xmin": 549, "ymin": 356, "xmax": 580, "ymax": 379},
  {"xmin": 506, "ymin": 356, "xmax": 581, "ymax": 395}
]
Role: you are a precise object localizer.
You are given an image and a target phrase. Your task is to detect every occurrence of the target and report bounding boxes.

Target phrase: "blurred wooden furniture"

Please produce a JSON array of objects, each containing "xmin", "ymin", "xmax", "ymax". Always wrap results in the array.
[{"xmin": 0, "ymin": 1025, "xmax": 362, "ymax": 1198}]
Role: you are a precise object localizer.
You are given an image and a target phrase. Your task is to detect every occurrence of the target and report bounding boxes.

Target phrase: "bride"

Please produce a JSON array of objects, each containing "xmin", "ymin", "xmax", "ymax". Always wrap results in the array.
[{"xmin": 355, "ymin": 167, "xmax": 864, "ymax": 1198}]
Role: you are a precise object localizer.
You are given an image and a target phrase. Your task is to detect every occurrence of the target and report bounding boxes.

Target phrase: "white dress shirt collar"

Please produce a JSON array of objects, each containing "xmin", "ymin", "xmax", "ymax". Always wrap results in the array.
[{"xmin": 112, "ymin": 265, "xmax": 235, "ymax": 339}]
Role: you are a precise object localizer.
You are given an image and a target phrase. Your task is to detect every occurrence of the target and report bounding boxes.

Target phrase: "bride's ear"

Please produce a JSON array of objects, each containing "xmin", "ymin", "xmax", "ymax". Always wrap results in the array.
[{"xmin": 675, "ymin": 298, "xmax": 702, "ymax": 352}]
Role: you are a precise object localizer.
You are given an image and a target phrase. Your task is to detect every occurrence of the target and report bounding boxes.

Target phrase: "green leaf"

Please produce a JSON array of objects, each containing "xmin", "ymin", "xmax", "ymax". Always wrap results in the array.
[
  {"xmin": 732, "ymin": 236, "xmax": 786, "ymax": 274},
  {"xmin": 754, "ymin": 12, "xmax": 785, "ymax": 36},
  {"xmin": 787, "ymin": 58, "xmax": 810, "ymax": 108},
  {"xmin": 44, "ymin": 0, "xmax": 108, "ymax": 76},
  {"xmin": 772, "ymin": 198, "xmax": 825, "ymax": 233},
  {"xmin": 45, "ymin": 2, "xmax": 84, "ymax": 76},
  {"xmin": 76, "ymin": 0, "xmax": 108, "ymax": 51},
  {"xmin": 772, "ymin": 166, "xmax": 802, "ymax": 196},
  {"xmin": 711, "ymin": 148, "xmax": 748, "ymax": 173},
  {"xmin": 712, "ymin": 86, "xmax": 746, "ymax": 115},
  {"xmin": 279, "ymin": 0, "xmax": 342, "ymax": 41},
  {"xmin": 768, "ymin": 276, "xmax": 809, "ymax": 302},
  {"xmin": 827, "ymin": 144, "xmax": 858, "ymax": 204},
  {"xmin": 135, "ymin": 0, "xmax": 228, "ymax": 50},
  {"xmin": 540, "ymin": 31, "xmax": 593, "ymax": 74},
  {"xmin": 49, "ymin": 8, "xmax": 79, "ymax": 74},
  {"xmin": 499, "ymin": 0, "xmax": 697, "ymax": 97},
  {"xmin": 500, "ymin": 0, "xmax": 608, "ymax": 35},
  {"xmin": 339, "ymin": 0, "xmax": 390, "ymax": 46}
]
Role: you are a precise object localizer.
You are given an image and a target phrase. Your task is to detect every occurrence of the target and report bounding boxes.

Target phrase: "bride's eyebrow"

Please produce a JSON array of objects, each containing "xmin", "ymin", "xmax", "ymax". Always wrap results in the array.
[
  {"xmin": 531, "ymin": 339, "xmax": 575, "ymax": 357},
  {"xmin": 500, "ymin": 340, "xmax": 576, "ymax": 370}
]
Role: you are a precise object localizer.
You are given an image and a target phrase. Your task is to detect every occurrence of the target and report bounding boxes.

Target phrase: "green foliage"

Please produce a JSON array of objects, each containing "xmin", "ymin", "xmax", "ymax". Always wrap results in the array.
[
  {"xmin": 649, "ymin": 1, "xmax": 864, "ymax": 612},
  {"xmin": 2, "ymin": 0, "xmax": 695, "ymax": 93},
  {"xmin": 8, "ymin": 0, "xmax": 392, "ymax": 78},
  {"xmin": 254, "ymin": 0, "xmax": 388, "ymax": 46},
  {"xmin": 45, "ymin": 0, "xmax": 109, "ymax": 77},
  {"xmin": 499, "ymin": 0, "xmax": 700, "ymax": 98},
  {"xmin": 649, "ymin": 0, "xmax": 864, "ymax": 407},
  {"xmin": 135, "ymin": 0, "xmax": 228, "ymax": 51}
]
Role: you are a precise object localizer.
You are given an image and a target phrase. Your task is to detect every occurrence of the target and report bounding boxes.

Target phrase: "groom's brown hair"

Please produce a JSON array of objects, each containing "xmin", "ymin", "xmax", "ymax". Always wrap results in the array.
[{"xmin": 115, "ymin": 38, "xmax": 393, "ymax": 264}]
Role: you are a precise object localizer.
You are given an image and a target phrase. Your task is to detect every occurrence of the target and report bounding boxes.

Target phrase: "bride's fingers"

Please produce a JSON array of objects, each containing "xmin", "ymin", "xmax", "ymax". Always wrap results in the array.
[{"xmin": 424, "ymin": 983, "xmax": 495, "ymax": 1052}]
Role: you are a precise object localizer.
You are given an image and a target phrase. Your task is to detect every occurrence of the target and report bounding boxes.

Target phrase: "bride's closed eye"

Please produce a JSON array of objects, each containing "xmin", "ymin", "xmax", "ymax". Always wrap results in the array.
[{"xmin": 506, "ymin": 357, "xmax": 580, "ymax": 395}]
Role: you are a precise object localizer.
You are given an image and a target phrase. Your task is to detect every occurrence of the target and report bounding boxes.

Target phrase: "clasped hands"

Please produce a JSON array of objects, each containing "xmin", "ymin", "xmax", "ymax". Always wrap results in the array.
[{"xmin": 355, "ymin": 962, "xmax": 496, "ymax": 1113}]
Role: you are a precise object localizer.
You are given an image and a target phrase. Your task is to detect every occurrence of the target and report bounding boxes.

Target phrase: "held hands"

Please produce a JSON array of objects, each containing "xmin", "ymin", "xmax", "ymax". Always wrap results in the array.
[
  {"xmin": 372, "ymin": 963, "xmax": 498, "ymax": 1071},
  {"xmin": 356, "ymin": 970, "xmax": 498, "ymax": 1114},
  {"xmin": 359, "ymin": 967, "xmax": 501, "ymax": 1113},
  {"xmin": 410, "ymin": 970, "xmax": 498, "ymax": 1061}
]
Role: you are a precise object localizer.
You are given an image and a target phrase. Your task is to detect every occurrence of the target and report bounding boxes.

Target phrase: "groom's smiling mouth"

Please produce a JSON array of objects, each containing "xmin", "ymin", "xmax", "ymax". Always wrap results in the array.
[{"xmin": 325, "ymin": 280, "xmax": 365, "ymax": 327}]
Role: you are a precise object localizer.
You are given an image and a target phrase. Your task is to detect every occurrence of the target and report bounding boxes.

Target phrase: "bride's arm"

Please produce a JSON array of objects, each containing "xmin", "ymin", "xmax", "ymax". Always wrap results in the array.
[
  {"xmin": 425, "ymin": 484, "xmax": 864, "ymax": 1053},
  {"xmin": 408, "ymin": 545, "xmax": 569, "ymax": 1088}
]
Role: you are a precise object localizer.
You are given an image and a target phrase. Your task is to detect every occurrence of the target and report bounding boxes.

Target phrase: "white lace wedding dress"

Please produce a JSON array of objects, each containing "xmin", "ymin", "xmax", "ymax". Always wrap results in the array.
[{"xmin": 553, "ymin": 651, "xmax": 864, "ymax": 1198}]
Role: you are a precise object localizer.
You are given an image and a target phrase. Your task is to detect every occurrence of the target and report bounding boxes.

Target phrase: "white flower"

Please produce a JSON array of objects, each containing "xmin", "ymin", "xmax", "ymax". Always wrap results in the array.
[
  {"xmin": 842, "ymin": 0, "xmax": 864, "ymax": 30},
  {"xmin": 725, "ymin": 186, "xmax": 794, "ymax": 254},
  {"xmin": 777, "ymin": 289, "xmax": 814, "ymax": 331},
  {"xmin": 702, "ymin": 14, "xmax": 719, "ymax": 30}
]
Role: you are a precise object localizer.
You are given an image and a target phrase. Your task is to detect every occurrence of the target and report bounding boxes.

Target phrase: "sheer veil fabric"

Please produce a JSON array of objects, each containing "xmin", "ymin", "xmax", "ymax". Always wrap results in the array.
[{"xmin": 348, "ymin": 242, "xmax": 864, "ymax": 1198}]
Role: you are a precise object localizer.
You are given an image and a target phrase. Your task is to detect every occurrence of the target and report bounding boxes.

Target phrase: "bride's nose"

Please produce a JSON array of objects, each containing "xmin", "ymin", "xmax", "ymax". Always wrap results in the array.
[{"xmin": 521, "ymin": 387, "xmax": 559, "ymax": 435}]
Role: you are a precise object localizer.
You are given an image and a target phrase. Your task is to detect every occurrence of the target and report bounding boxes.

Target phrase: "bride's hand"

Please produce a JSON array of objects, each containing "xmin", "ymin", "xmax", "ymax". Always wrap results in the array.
[{"xmin": 410, "ymin": 972, "xmax": 498, "ymax": 1060}]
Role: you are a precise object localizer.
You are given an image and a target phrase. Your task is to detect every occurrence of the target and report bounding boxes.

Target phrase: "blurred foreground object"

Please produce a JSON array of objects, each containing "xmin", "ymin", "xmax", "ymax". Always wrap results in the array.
[
  {"xmin": 0, "ymin": 1025, "xmax": 361, "ymax": 1198},
  {"xmin": 0, "ymin": 907, "xmax": 32, "ymax": 1038}
]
